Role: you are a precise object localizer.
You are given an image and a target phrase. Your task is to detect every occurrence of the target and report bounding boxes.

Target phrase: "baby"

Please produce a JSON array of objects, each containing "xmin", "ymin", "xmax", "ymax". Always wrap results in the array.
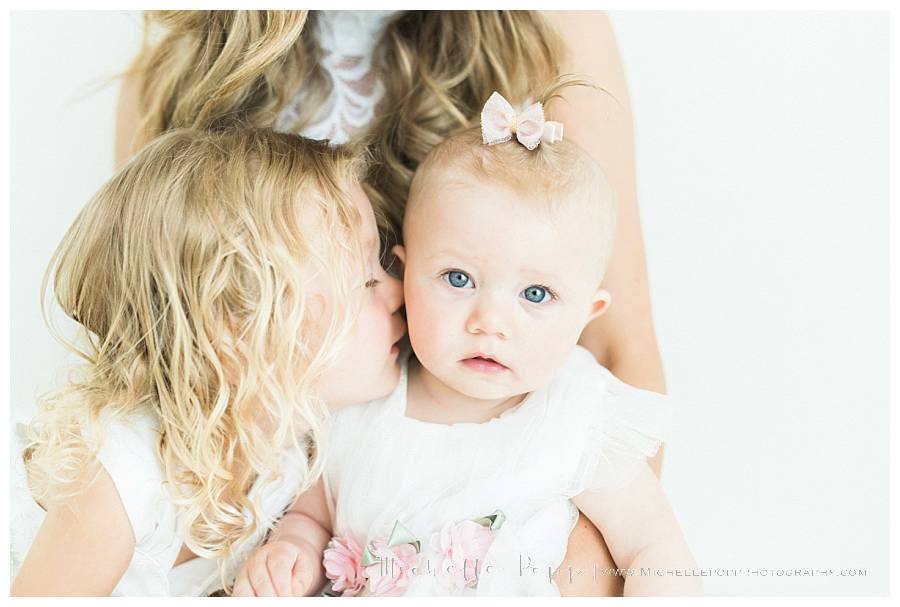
[{"xmin": 235, "ymin": 92, "xmax": 701, "ymax": 596}]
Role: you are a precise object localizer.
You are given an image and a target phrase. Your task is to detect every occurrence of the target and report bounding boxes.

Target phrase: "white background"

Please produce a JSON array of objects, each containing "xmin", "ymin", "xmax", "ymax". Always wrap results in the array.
[{"xmin": 8, "ymin": 11, "xmax": 889, "ymax": 595}]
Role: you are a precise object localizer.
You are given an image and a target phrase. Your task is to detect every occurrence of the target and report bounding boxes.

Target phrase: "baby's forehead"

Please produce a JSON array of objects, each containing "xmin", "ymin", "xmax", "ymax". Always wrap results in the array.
[
  {"xmin": 406, "ymin": 171, "xmax": 608, "ymax": 272},
  {"xmin": 406, "ymin": 164, "xmax": 602, "ymax": 232}
]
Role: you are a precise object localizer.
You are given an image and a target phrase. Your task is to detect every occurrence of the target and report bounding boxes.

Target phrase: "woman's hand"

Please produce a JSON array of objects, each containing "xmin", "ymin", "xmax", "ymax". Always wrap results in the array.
[
  {"xmin": 573, "ymin": 464, "xmax": 702, "ymax": 596},
  {"xmin": 557, "ymin": 511, "xmax": 625, "ymax": 596},
  {"xmin": 232, "ymin": 539, "xmax": 322, "ymax": 597}
]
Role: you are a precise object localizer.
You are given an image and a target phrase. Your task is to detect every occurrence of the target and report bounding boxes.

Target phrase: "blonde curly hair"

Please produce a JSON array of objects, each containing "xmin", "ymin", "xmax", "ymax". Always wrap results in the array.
[{"xmin": 24, "ymin": 128, "xmax": 368, "ymax": 568}]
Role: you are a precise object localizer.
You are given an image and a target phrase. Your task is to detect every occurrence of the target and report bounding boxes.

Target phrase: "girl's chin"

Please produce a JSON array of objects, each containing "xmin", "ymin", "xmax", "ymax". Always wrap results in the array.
[{"xmin": 324, "ymin": 364, "xmax": 402, "ymax": 411}]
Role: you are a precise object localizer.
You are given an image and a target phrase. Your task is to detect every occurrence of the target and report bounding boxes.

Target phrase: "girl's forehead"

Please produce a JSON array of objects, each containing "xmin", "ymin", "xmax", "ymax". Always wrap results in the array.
[
  {"xmin": 349, "ymin": 183, "xmax": 377, "ymax": 231},
  {"xmin": 298, "ymin": 180, "xmax": 374, "ymax": 237}
]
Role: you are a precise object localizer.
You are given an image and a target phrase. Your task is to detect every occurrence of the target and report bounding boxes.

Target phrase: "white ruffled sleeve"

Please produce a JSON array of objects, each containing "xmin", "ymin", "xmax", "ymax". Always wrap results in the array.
[
  {"xmin": 561, "ymin": 347, "xmax": 673, "ymax": 494},
  {"xmin": 94, "ymin": 411, "xmax": 169, "ymax": 545}
]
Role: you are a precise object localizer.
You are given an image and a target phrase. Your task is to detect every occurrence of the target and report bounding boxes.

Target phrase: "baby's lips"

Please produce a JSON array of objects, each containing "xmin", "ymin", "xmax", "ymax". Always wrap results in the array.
[{"xmin": 464, "ymin": 352, "xmax": 507, "ymax": 368}]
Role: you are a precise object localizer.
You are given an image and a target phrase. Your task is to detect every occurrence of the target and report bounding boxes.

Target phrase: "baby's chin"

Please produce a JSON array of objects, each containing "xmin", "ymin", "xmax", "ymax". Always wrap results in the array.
[{"xmin": 433, "ymin": 369, "xmax": 529, "ymax": 403}]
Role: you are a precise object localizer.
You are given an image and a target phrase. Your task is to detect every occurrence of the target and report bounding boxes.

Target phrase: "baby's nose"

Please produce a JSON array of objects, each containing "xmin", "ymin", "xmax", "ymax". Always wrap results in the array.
[{"xmin": 465, "ymin": 296, "xmax": 511, "ymax": 339}]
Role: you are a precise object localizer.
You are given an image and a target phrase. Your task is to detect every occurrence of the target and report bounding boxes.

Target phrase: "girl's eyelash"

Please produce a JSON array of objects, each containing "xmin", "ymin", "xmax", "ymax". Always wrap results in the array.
[{"xmin": 365, "ymin": 278, "xmax": 380, "ymax": 288}]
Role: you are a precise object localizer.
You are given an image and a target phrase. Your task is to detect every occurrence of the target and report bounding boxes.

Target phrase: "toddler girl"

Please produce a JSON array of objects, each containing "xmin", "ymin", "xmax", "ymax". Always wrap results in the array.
[
  {"xmin": 12, "ymin": 128, "xmax": 406, "ymax": 596},
  {"xmin": 236, "ymin": 90, "xmax": 701, "ymax": 596}
]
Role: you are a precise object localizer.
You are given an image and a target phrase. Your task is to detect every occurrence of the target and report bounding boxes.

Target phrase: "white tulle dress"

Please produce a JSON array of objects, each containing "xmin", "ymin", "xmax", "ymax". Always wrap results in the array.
[{"xmin": 321, "ymin": 345, "xmax": 672, "ymax": 596}]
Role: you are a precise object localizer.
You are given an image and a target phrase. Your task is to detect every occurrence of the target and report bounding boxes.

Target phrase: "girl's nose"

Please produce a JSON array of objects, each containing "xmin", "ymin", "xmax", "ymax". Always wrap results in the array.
[{"xmin": 381, "ymin": 270, "xmax": 404, "ymax": 314}]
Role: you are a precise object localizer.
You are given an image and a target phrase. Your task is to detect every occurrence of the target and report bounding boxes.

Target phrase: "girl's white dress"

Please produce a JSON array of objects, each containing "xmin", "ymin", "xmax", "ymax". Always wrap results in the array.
[
  {"xmin": 12, "ymin": 409, "xmax": 309, "ymax": 596},
  {"xmin": 97, "ymin": 413, "xmax": 313, "ymax": 595},
  {"xmin": 323, "ymin": 345, "xmax": 672, "ymax": 596}
]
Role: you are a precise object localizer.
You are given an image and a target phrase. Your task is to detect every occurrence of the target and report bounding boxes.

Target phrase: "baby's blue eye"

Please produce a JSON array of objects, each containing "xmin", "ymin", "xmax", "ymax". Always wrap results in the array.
[
  {"xmin": 443, "ymin": 271, "xmax": 473, "ymax": 289},
  {"xmin": 522, "ymin": 285, "xmax": 551, "ymax": 304}
]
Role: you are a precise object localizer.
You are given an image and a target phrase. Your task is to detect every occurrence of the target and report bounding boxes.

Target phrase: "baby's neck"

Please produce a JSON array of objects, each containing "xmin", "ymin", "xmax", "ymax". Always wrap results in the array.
[{"xmin": 405, "ymin": 357, "xmax": 528, "ymax": 425}]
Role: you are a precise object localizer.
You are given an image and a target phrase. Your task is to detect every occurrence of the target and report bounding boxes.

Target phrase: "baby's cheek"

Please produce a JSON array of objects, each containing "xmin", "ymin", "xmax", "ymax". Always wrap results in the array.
[
  {"xmin": 406, "ymin": 295, "xmax": 446, "ymax": 360},
  {"xmin": 521, "ymin": 331, "xmax": 575, "ymax": 385},
  {"xmin": 407, "ymin": 312, "xmax": 437, "ymax": 358}
]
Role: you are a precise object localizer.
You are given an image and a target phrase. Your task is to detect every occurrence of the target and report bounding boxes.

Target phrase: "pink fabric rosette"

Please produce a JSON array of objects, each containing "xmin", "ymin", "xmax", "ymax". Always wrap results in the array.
[
  {"xmin": 430, "ymin": 518, "xmax": 497, "ymax": 591},
  {"xmin": 323, "ymin": 535, "xmax": 366, "ymax": 596},
  {"xmin": 362, "ymin": 538, "xmax": 420, "ymax": 596}
]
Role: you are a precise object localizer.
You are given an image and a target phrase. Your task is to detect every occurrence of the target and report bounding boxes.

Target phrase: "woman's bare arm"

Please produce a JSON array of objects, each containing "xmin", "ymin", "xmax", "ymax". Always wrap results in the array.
[
  {"xmin": 573, "ymin": 464, "xmax": 701, "ymax": 596},
  {"xmin": 543, "ymin": 12, "xmax": 667, "ymax": 596},
  {"xmin": 11, "ymin": 464, "xmax": 135, "ymax": 596},
  {"xmin": 544, "ymin": 10, "xmax": 666, "ymax": 476},
  {"xmin": 114, "ymin": 69, "xmax": 142, "ymax": 170}
]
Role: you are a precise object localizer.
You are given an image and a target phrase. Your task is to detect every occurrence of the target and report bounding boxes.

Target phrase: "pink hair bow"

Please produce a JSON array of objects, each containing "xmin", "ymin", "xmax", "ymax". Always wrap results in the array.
[{"xmin": 480, "ymin": 91, "xmax": 564, "ymax": 151}]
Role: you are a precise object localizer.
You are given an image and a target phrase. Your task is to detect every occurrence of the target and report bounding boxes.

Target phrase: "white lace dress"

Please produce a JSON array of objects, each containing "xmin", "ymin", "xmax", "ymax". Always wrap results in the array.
[
  {"xmin": 322, "ymin": 346, "xmax": 672, "ymax": 596},
  {"xmin": 8, "ymin": 10, "xmax": 399, "ymax": 593},
  {"xmin": 276, "ymin": 10, "xmax": 398, "ymax": 143}
]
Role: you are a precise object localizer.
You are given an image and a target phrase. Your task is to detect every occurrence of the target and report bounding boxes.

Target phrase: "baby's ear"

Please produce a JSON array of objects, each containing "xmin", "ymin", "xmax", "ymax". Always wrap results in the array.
[
  {"xmin": 588, "ymin": 288, "xmax": 612, "ymax": 322},
  {"xmin": 390, "ymin": 245, "xmax": 407, "ymax": 278}
]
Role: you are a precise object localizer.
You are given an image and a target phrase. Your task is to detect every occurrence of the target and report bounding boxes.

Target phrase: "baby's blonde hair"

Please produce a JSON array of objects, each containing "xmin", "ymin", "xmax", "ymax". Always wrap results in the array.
[
  {"xmin": 408, "ymin": 81, "xmax": 619, "ymax": 283},
  {"xmin": 25, "ymin": 128, "xmax": 367, "ymax": 567}
]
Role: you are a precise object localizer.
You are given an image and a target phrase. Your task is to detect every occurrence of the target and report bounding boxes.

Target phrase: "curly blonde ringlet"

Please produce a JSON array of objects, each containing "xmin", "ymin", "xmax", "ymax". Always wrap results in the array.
[
  {"xmin": 129, "ymin": 11, "xmax": 328, "ymax": 155},
  {"xmin": 24, "ymin": 128, "xmax": 369, "ymax": 572},
  {"xmin": 126, "ymin": 10, "xmax": 567, "ymax": 245}
]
